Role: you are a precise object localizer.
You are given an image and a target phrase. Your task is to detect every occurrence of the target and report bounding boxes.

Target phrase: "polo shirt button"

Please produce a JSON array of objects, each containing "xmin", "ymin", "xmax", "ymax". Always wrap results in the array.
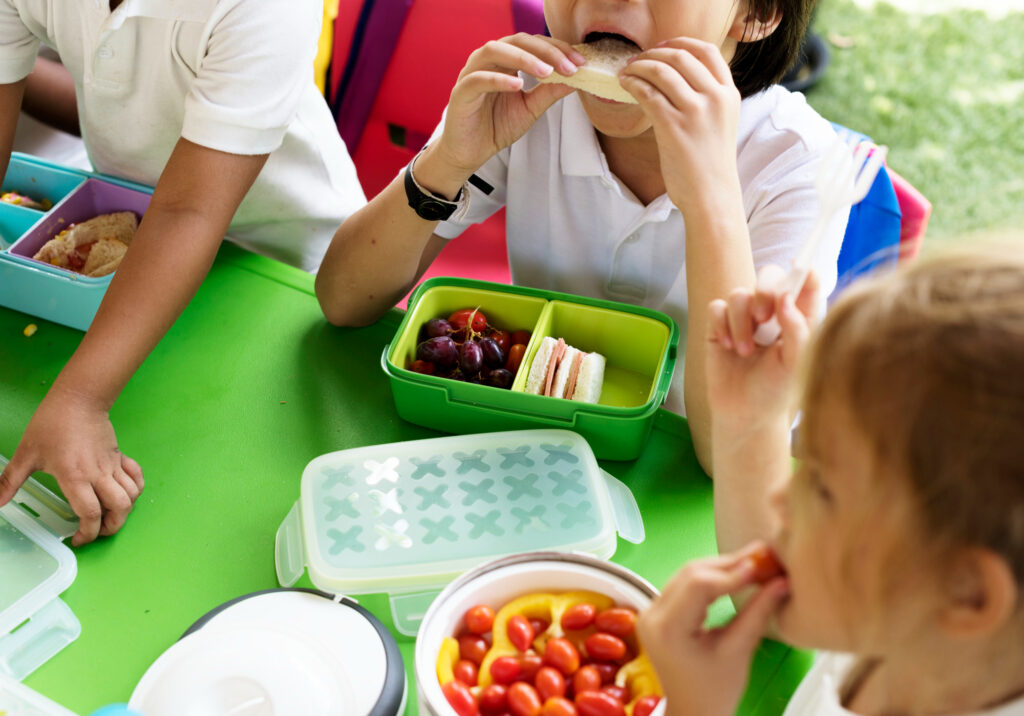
[
  {"xmin": 625, "ymin": 233, "xmax": 639, "ymax": 243},
  {"xmin": 97, "ymin": 45, "xmax": 114, "ymax": 59}
]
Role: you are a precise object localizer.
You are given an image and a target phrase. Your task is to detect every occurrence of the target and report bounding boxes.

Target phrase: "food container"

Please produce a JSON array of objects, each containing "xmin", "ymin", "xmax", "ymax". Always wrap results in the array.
[
  {"xmin": 0, "ymin": 672, "xmax": 77, "ymax": 716},
  {"xmin": 0, "ymin": 153, "xmax": 153, "ymax": 331},
  {"xmin": 0, "ymin": 455, "xmax": 81, "ymax": 681},
  {"xmin": 415, "ymin": 551, "xmax": 666, "ymax": 716},
  {"xmin": 382, "ymin": 278, "xmax": 679, "ymax": 461},
  {"xmin": 275, "ymin": 429, "xmax": 644, "ymax": 636}
]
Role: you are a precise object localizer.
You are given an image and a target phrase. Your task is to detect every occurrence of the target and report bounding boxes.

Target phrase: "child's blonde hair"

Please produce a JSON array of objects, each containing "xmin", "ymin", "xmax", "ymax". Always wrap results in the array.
[{"xmin": 801, "ymin": 243, "xmax": 1024, "ymax": 584}]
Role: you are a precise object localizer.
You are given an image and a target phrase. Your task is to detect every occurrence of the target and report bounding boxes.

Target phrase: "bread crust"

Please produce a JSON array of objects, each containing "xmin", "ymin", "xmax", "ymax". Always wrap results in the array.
[{"xmin": 537, "ymin": 38, "xmax": 638, "ymax": 104}]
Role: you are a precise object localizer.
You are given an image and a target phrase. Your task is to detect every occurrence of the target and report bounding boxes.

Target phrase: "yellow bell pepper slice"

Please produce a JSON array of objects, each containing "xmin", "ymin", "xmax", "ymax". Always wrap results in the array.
[
  {"xmin": 436, "ymin": 636, "xmax": 460, "ymax": 685},
  {"xmin": 616, "ymin": 652, "xmax": 663, "ymax": 715}
]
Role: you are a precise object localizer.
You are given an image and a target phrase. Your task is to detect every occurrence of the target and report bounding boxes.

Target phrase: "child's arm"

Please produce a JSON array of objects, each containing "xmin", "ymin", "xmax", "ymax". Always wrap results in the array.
[
  {"xmin": 706, "ymin": 267, "xmax": 818, "ymax": 554},
  {"xmin": 315, "ymin": 35, "xmax": 581, "ymax": 327},
  {"xmin": 620, "ymin": 38, "xmax": 756, "ymax": 475},
  {"xmin": 22, "ymin": 56, "xmax": 79, "ymax": 136},
  {"xmin": 0, "ymin": 79, "xmax": 27, "ymax": 179},
  {"xmin": 636, "ymin": 543, "xmax": 790, "ymax": 716},
  {"xmin": 0, "ymin": 138, "xmax": 267, "ymax": 545}
]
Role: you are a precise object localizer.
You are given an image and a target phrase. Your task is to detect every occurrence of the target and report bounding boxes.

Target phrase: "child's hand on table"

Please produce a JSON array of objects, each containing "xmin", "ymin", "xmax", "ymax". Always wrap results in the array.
[
  {"xmin": 619, "ymin": 37, "xmax": 742, "ymax": 214},
  {"xmin": 637, "ymin": 543, "xmax": 789, "ymax": 716},
  {"xmin": 706, "ymin": 265, "xmax": 819, "ymax": 431},
  {"xmin": 0, "ymin": 384, "xmax": 144, "ymax": 546}
]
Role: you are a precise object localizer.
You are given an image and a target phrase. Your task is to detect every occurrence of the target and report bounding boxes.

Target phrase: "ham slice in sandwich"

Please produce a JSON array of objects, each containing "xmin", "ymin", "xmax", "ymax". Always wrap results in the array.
[{"xmin": 523, "ymin": 336, "xmax": 606, "ymax": 403}]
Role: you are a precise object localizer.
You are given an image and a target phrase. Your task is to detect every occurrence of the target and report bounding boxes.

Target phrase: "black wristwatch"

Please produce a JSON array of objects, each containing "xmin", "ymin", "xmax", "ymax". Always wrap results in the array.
[{"xmin": 404, "ymin": 159, "xmax": 463, "ymax": 222}]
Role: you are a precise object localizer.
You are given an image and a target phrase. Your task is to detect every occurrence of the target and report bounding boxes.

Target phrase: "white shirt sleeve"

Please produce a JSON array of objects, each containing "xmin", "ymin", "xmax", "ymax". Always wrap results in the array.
[
  {"xmin": 0, "ymin": 1, "xmax": 41, "ymax": 84},
  {"xmin": 181, "ymin": 0, "xmax": 321, "ymax": 155}
]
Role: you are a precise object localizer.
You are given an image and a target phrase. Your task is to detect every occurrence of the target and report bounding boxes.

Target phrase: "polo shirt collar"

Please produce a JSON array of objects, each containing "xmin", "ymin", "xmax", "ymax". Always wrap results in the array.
[
  {"xmin": 99, "ymin": 0, "xmax": 211, "ymax": 27},
  {"xmin": 559, "ymin": 94, "xmax": 609, "ymax": 178}
]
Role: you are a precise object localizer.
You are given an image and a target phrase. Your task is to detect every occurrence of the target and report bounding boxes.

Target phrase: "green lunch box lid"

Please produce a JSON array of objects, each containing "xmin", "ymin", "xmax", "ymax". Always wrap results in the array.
[
  {"xmin": 0, "ymin": 456, "xmax": 81, "ymax": 680},
  {"xmin": 274, "ymin": 429, "xmax": 645, "ymax": 636}
]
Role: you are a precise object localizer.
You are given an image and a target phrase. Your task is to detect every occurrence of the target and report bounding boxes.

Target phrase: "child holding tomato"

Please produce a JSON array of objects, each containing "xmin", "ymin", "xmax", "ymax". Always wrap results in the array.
[
  {"xmin": 637, "ymin": 245, "xmax": 1024, "ymax": 715},
  {"xmin": 315, "ymin": 0, "xmax": 847, "ymax": 475}
]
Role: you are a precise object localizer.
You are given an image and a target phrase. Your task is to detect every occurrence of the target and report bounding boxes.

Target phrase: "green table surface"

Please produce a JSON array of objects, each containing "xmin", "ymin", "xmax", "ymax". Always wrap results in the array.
[{"xmin": 0, "ymin": 244, "xmax": 809, "ymax": 715}]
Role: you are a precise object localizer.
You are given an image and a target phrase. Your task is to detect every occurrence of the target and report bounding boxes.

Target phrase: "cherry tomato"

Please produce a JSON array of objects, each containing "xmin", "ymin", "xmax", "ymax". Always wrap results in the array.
[
  {"xmin": 410, "ymin": 359, "xmax": 435, "ymax": 375},
  {"xmin": 529, "ymin": 618, "xmax": 549, "ymax": 636},
  {"xmin": 508, "ymin": 682, "xmax": 543, "ymax": 716},
  {"xmin": 479, "ymin": 684, "xmax": 509, "ymax": 714},
  {"xmin": 748, "ymin": 543, "xmax": 785, "ymax": 583},
  {"xmin": 541, "ymin": 697, "xmax": 578, "ymax": 716},
  {"xmin": 442, "ymin": 679, "xmax": 480, "ymax": 716},
  {"xmin": 454, "ymin": 659, "xmax": 479, "ymax": 686},
  {"xmin": 492, "ymin": 329, "xmax": 512, "ymax": 354},
  {"xmin": 511, "ymin": 329, "xmax": 532, "ymax": 346},
  {"xmin": 535, "ymin": 666, "xmax": 567, "ymax": 701},
  {"xmin": 600, "ymin": 685, "xmax": 628, "ymax": 703},
  {"xmin": 584, "ymin": 633, "xmax": 626, "ymax": 662},
  {"xmin": 572, "ymin": 665, "xmax": 602, "ymax": 695},
  {"xmin": 593, "ymin": 609, "xmax": 636, "ymax": 638},
  {"xmin": 543, "ymin": 637, "xmax": 580, "ymax": 676},
  {"xmin": 560, "ymin": 603, "xmax": 597, "ymax": 631},
  {"xmin": 517, "ymin": 651, "xmax": 543, "ymax": 682},
  {"xmin": 491, "ymin": 656, "xmax": 522, "ymax": 685},
  {"xmin": 506, "ymin": 343, "xmax": 527, "ymax": 374},
  {"xmin": 574, "ymin": 690, "xmax": 625, "ymax": 716},
  {"xmin": 465, "ymin": 604, "xmax": 496, "ymax": 635},
  {"xmin": 507, "ymin": 614, "xmax": 536, "ymax": 652},
  {"xmin": 591, "ymin": 664, "xmax": 617, "ymax": 685},
  {"xmin": 633, "ymin": 695, "xmax": 661, "ymax": 716},
  {"xmin": 450, "ymin": 308, "xmax": 488, "ymax": 333},
  {"xmin": 459, "ymin": 634, "xmax": 489, "ymax": 665}
]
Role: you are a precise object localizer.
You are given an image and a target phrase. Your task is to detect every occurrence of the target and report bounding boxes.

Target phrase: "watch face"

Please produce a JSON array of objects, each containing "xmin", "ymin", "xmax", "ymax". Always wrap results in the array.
[{"xmin": 418, "ymin": 199, "xmax": 454, "ymax": 222}]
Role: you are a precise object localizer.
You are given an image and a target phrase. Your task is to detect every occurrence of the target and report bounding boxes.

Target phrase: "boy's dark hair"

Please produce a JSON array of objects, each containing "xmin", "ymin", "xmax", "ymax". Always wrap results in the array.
[{"xmin": 731, "ymin": 0, "xmax": 818, "ymax": 97}]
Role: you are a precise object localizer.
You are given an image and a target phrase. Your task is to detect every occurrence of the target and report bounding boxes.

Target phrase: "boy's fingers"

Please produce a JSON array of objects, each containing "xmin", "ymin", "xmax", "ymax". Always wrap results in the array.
[
  {"xmin": 707, "ymin": 298, "xmax": 733, "ymax": 350},
  {"xmin": 67, "ymin": 483, "xmax": 103, "ymax": 546},
  {"xmin": 726, "ymin": 289, "xmax": 755, "ymax": 356},
  {"xmin": 752, "ymin": 265, "xmax": 785, "ymax": 323},
  {"xmin": 660, "ymin": 562, "xmax": 760, "ymax": 634},
  {"xmin": 777, "ymin": 294, "xmax": 811, "ymax": 369},
  {"xmin": 649, "ymin": 37, "xmax": 733, "ymax": 84},
  {"xmin": 113, "ymin": 469, "xmax": 141, "ymax": 505},
  {"xmin": 120, "ymin": 454, "xmax": 145, "ymax": 492},
  {"xmin": 794, "ymin": 269, "xmax": 820, "ymax": 321},
  {"xmin": 0, "ymin": 452, "xmax": 31, "ymax": 505},
  {"xmin": 720, "ymin": 577, "xmax": 789, "ymax": 655}
]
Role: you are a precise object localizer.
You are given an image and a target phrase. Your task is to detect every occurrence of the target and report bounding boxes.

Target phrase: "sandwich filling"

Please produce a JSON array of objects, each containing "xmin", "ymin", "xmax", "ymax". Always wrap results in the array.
[{"xmin": 543, "ymin": 338, "xmax": 567, "ymax": 397}]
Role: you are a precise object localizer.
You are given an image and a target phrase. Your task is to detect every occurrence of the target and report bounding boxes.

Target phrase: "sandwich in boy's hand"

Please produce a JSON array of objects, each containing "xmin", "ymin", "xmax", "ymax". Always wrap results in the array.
[
  {"xmin": 522, "ymin": 337, "xmax": 605, "ymax": 403},
  {"xmin": 33, "ymin": 211, "xmax": 138, "ymax": 277},
  {"xmin": 537, "ymin": 37, "xmax": 639, "ymax": 104}
]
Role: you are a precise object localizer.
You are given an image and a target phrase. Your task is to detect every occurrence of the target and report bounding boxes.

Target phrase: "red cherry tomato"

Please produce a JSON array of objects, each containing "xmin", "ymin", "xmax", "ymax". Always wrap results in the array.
[
  {"xmin": 529, "ymin": 618, "xmax": 549, "ymax": 636},
  {"xmin": 591, "ymin": 663, "xmax": 617, "ymax": 685},
  {"xmin": 450, "ymin": 308, "xmax": 488, "ymax": 333},
  {"xmin": 572, "ymin": 665, "xmax": 602, "ymax": 695},
  {"xmin": 465, "ymin": 605, "xmax": 496, "ymax": 635},
  {"xmin": 508, "ymin": 682, "xmax": 543, "ymax": 716},
  {"xmin": 584, "ymin": 633, "xmax": 627, "ymax": 662},
  {"xmin": 593, "ymin": 609, "xmax": 636, "ymax": 638},
  {"xmin": 517, "ymin": 651, "xmax": 543, "ymax": 682},
  {"xmin": 535, "ymin": 666, "xmax": 567, "ymax": 701},
  {"xmin": 491, "ymin": 655, "xmax": 522, "ymax": 685},
  {"xmin": 600, "ymin": 685, "xmax": 628, "ymax": 703},
  {"xmin": 748, "ymin": 543, "xmax": 785, "ymax": 583},
  {"xmin": 633, "ymin": 695, "xmax": 661, "ymax": 716},
  {"xmin": 454, "ymin": 659, "xmax": 479, "ymax": 686},
  {"xmin": 560, "ymin": 603, "xmax": 597, "ymax": 631},
  {"xmin": 574, "ymin": 690, "xmax": 625, "ymax": 716},
  {"xmin": 511, "ymin": 329, "xmax": 532, "ymax": 346},
  {"xmin": 479, "ymin": 684, "xmax": 509, "ymax": 714},
  {"xmin": 508, "ymin": 614, "xmax": 536, "ymax": 652},
  {"xmin": 543, "ymin": 638, "xmax": 580, "ymax": 676},
  {"xmin": 442, "ymin": 679, "xmax": 480, "ymax": 716},
  {"xmin": 410, "ymin": 359, "xmax": 435, "ymax": 375},
  {"xmin": 492, "ymin": 329, "xmax": 512, "ymax": 354},
  {"xmin": 459, "ymin": 634, "xmax": 489, "ymax": 665},
  {"xmin": 506, "ymin": 343, "xmax": 527, "ymax": 374},
  {"xmin": 541, "ymin": 697, "xmax": 578, "ymax": 716}
]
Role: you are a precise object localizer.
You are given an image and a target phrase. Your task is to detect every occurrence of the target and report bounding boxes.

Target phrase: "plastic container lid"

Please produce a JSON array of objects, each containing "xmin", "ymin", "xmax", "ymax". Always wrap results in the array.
[
  {"xmin": 275, "ymin": 429, "xmax": 644, "ymax": 635},
  {"xmin": 0, "ymin": 455, "xmax": 80, "ymax": 681},
  {"xmin": 129, "ymin": 589, "xmax": 406, "ymax": 716},
  {"xmin": 0, "ymin": 672, "xmax": 77, "ymax": 715}
]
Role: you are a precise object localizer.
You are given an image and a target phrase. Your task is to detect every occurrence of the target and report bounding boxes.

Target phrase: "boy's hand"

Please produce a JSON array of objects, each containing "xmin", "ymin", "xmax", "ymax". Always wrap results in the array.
[
  {"xmin": 706, "ymin": 266, "xmax": 818, "ymax": 431},
  {"xmin": 434, "ymin": 34, "xmax": 582, "ymax": 176},
  {"xmin": 619, "ymin": 37, "xmax": 741, "ymax": 213},
  {"xmin": 0, "ymin": 385, "xmax": 144, "ymax": 546},
  {"xmin": 637, "ymin": 543, "xmax": 789, "ymax": 716}
]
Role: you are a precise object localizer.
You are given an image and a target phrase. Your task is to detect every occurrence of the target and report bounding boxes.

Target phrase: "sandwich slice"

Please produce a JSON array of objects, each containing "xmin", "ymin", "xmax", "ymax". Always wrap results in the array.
[
  {"xmin": 33, "ymin": 211, "xmax": 138, "ymax": 277},
  {"xmin": 537, "ymin": 37, "xmax": 639, "ymax": 104},
  {"xmin": 523, "ymin": 336, "xmax": 606, "ymax": 403}
]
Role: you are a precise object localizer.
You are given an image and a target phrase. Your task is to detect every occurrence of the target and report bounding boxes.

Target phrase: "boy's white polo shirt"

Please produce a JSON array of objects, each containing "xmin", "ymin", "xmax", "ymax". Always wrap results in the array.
[
  {"xmin": 434, "ymin": 87, "xmax": 846, "ymax": 415},
  {"xmin": 0, "ymin": 0, "xmax": 365, "ymax": 271}
]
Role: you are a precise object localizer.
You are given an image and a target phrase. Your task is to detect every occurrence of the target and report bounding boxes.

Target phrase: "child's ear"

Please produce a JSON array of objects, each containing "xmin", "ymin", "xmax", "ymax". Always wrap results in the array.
[
  {"xmin": 938, "ymin": 548, "xmax": 1019, "ymax": 639},
  {"xmin": 727, "ymin": 4, "xmax": 783, "ymax": 44}
]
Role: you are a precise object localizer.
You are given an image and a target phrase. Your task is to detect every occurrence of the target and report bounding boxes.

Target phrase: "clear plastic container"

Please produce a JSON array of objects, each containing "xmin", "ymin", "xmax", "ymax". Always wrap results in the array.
[{"xmin": 275, "ymin": 429, "xmax": 645, "ymax": 636}]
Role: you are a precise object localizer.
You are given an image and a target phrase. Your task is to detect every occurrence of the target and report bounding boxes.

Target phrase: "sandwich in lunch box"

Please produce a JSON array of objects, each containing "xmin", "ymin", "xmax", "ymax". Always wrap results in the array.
[{"xmin": 522, "ymin": 336, "xmax": 605, "ymax": 403}]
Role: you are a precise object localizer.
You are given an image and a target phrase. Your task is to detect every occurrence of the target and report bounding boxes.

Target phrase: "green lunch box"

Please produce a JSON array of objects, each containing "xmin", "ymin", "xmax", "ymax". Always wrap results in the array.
[{"xmin": 382, "ymin": 278, "xmax": 679, "ymax": 461}]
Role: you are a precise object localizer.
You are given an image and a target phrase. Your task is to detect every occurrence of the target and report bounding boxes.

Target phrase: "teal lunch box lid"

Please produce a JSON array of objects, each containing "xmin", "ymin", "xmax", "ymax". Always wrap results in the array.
[
  {"xmin": 382, "ymin": 278, "xmax": 679, "ymax": 461},
  {"xmin": 274, "ymin": 429, "xmax": 645, "ymax": 636}
]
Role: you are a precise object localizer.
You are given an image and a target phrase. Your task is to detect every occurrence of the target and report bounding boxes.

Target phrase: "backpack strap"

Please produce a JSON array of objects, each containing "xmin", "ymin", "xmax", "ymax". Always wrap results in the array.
[{"xmin": 511, "ymin": 0, "xmax": 547, "ymax": 35}]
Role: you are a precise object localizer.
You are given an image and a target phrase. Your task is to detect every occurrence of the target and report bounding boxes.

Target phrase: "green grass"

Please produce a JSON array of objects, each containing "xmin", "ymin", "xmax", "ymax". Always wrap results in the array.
[{"xmin": 803, "ymin": 1, "xmax": 1024, "ymax": 241}]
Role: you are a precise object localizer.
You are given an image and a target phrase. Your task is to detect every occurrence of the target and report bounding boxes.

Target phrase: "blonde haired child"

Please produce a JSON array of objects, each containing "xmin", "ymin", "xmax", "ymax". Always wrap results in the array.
[{"xmin": 638, "ymin": 246, "xmax": 1024, "ymax": 715}]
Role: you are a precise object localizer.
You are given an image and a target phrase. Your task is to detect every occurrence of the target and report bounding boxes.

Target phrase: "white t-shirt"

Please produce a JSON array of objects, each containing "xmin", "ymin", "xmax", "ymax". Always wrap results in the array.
[
  {"xmin": 434, "ymin": 87, "xmax": 846, "ymax": 415},
  {"xmin": 0, "ymin": 0, "xmax": 366, "ymax": 272},
  {"xmin": 786, "ymin": 653, "xmax": 1024, "ymax": 715}
]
